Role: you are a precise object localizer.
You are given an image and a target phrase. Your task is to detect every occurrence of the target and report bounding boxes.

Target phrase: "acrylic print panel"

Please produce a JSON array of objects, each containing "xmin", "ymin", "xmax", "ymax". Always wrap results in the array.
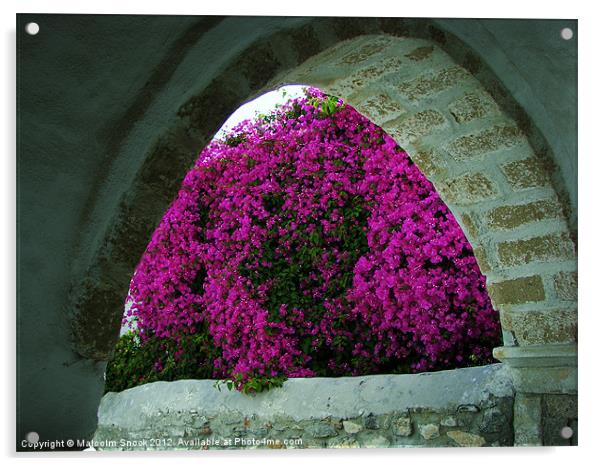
[{"xmin": 16, "ymin": 14, "xmax": 577, "ymax": 451}]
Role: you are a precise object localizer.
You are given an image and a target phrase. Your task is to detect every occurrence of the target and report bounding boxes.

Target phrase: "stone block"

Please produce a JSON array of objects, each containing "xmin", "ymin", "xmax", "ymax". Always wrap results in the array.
[
  {"xmin": 343, "ymin": 420, "xmax": 363, "ymax": 434},
  {"xmin": 404, "ymin": 45, "xmax": 435, "ymax": 61},
  {"xmin": 446, "ymin": 430, "xmax": 486, "ymax": 447},
  {"xmin": 488, "ymin": 275, "xmax": 545, "ymax": 306},
  {"xmin": 448, "ymin": 91, "xmax": 499, "ymax": 123},
  {"xmin": 500, "ymin": 308, "xmax": 577, "ymax": 345},
  {"xmin": 472, "ymin": 246, "xmax": 492, "ymax": 273},
  {"xmin": 418, "ymin": 423, "xmax": 440, "ymax": 440},
  {"xmin": 306, "ymin": 422, "xmax": 337, "ymax": 438},
  {"xmin": 398, "ymin": 66, "xmax": 472, "ymax": 101},
  {"xmin": 460, "ymin": 213, "xmax": 479, "ymax": 238},
  {"xmin": 407, "ymin": 148, "xmax": 446, "ymax": 179},
  {"xmin": 392, "ymin": 415, "xmax": 412, "ymax": 436},
  {"xmin": 327, "ymin": 436, "xmax": 360, "ymax": 448},
  {"xmin": 487, "ymin": 199, "xmax": 562, "ymax": 230},
  {"xmin": 440, "ymin": 416, "xmax": 458, "ymax": 427},
  {"xmin": 497, "ymin": 233, "xmax": 575, "ymax": 267},
  {"xmin": 501, "ymin": 157, "xmax": 550, "ymax": 190},
  {"xmin": 337, "ymin": 37, "xmax": 394, "ymax": 65},
  {"xmin": 387, "ymin": 110, "xmax": 448, "ymax": 144},
  {"xmin": 514, "ymin": 393, "xmax": 542, "ymax": 446},
  {"xmin": 446, "ymin": 125, "xmax": 524, "ymax": 160},
  {"xmin": 359, "ymin": 433, "xmax": 391, "ymax": 448},
  {"xmin": 440, "ymin": 172, "xmax": 499, "ymax": 205},
  {"xmin": 355, "ymin": 93, "xmax": 406, "ymax": 123},
  {"xmin": 554, "ymin": 271, "xmax": 577, "ymax": 301},
  {"xmin": 344, "ymin": 57, "xmax": 403, "ymax": 90}
]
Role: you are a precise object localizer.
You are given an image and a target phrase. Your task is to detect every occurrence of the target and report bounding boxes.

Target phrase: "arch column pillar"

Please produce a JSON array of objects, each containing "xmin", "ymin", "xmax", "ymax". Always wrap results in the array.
[{"xmin": 494, "ymin": 343, "xmax": 577, "ymax": 445}]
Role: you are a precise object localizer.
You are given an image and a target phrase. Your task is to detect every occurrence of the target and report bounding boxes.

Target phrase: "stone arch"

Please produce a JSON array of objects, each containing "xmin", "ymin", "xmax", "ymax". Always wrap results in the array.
[
  {"xmin": 69, "ymin": 19, "xmax": 576, "ymax": 416},
  {"xmin": 269, "ymin": 34, "xmax": 578, "ymax": 352}
]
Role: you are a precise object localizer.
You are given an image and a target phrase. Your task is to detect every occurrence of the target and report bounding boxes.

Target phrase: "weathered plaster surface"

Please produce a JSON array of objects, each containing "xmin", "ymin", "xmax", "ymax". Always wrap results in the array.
[{"xmin": 93, "ymin": 364, "xmax": 515, "ymax": 449}]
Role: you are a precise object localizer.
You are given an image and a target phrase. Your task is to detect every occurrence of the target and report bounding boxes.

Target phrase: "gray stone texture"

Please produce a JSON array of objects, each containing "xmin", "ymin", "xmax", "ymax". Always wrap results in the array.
[
  {"xmin": 514, "ymin": 393, "xmax": 543, "ymax": 446},
  {"xmin": 93, "ymin": 364, "xmax": 514, "ymax": 450},
  {"xmin": 542, "ymin": 394, "xmax": 578, "ymax": 446}
]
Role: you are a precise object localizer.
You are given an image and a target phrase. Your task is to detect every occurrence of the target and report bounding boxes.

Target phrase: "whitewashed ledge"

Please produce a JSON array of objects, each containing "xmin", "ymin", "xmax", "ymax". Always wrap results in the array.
[{"xmin": 93, "ymin": 364, "xmax": 515, "ymax": 449}]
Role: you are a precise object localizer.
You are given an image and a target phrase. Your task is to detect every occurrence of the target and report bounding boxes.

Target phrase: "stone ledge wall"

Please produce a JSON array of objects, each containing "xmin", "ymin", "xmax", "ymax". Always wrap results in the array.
[{"xmin": 93, "ymin": 364, "xmax": 514, "ymax": 450}]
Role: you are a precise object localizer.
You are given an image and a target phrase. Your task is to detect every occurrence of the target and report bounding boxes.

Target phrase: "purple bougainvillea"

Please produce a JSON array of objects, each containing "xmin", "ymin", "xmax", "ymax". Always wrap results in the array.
[{"xmin": 126, "ymin": 88, "xmax": 501, "ymax": 391}]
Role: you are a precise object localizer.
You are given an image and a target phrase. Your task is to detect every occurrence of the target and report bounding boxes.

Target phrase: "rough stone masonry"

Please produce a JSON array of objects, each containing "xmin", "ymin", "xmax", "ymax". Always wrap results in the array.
[{"xmin": 93, "ymin": 364, "xmax": 514, "ymax": 450}]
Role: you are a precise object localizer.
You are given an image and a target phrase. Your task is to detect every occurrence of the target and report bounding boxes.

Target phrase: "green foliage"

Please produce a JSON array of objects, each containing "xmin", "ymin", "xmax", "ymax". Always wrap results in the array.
[
  {"xmin": 106, "ymin": 326, "xmax": 287, "ymax": 395},
  {"xmin": 284, "ymin": 102, "xmax": 304, "ymax": 120},
  {"xmin": 224, "ymin": 132, "xmax": 247, "ymax": 147},
  {"xmin": 214, "ymin": 373, "xmax": 287, "ymax": 394},
  {"xmin": 308, "ymin": 94, "xmax": 345, "ymax": 117},
  {"xmin": 237, "ymin": 176, "xmax": 370, "ymax": 376},
  {"xmin": 104, "ymin": 324, "xmax": 220, "ymax": 393}
]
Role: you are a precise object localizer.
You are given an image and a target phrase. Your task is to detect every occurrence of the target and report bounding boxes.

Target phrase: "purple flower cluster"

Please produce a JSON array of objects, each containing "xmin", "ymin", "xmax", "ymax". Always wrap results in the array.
[{"xmin": 127, "ymin": 89, "xmax": 501, "ymax": 389}]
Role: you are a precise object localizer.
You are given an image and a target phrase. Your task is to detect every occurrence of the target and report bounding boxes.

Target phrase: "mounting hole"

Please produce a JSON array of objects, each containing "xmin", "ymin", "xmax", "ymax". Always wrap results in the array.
[
  {"xmin": 560, "ymin": 426, "xmax": 573, "ymax": 439},
  {"xmin": 25, "ymin": 431, "xmax": 39, "ymax": 444},
  {"xmin": 560, "ymin": 27, "xmax": 573, "ymax": 40},
  {"xmin": 25, "ymin": 22, "xmax": 39, "ymax": 36}
]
